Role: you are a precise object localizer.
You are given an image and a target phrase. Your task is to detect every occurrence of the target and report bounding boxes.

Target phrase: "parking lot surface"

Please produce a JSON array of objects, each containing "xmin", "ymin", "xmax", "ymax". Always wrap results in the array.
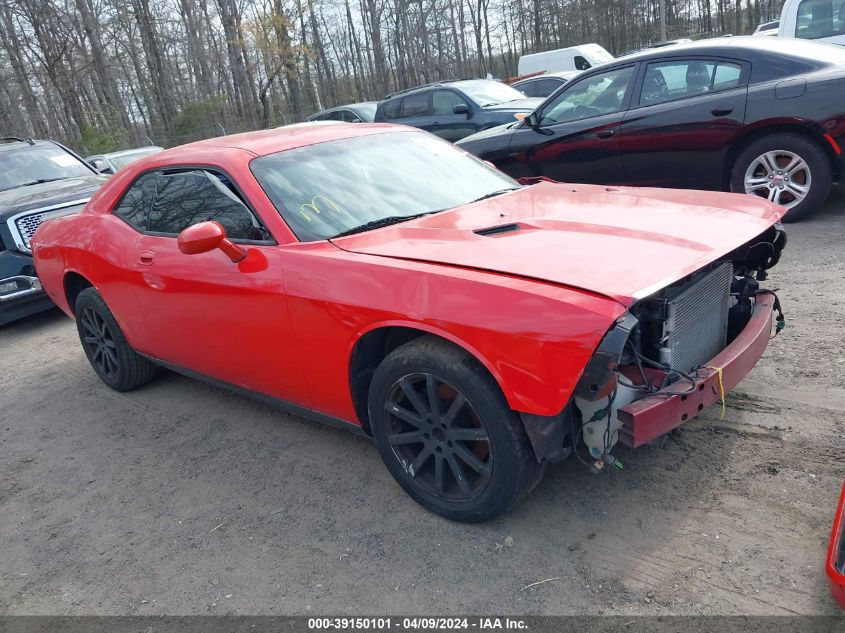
[{"xmin": 1, "ymin": 190, "xmax": 844, "ymax": 615}]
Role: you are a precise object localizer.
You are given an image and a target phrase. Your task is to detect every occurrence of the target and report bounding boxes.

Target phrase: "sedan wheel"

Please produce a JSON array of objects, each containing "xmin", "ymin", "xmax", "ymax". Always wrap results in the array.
[
  {"xmin": 743, "ymin": 150, "xmax": 811, "ymax": 209},
  {"xmin": 368, "ymin": 336, "xmax": 544, "ymax": 522},
  {"xmin": 731, "ymin": 133, "xmax": 832, "ymax": 223}
]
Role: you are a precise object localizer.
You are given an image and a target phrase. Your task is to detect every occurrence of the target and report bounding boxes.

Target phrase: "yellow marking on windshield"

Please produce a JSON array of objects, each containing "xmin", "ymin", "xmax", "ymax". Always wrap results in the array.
[{"xmin": 299, "ymin": 195, "xmax": 344, "ymax": 222}]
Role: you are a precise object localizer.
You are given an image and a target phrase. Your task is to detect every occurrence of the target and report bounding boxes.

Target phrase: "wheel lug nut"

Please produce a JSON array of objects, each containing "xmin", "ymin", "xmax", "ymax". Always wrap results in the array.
[
  {"xmin": 779, "ymin": 185, "xmax": 784, "ymax": 189},
  {"xmin": 769, "ymin": 184, "xmax": 774, "ymax": 188}
]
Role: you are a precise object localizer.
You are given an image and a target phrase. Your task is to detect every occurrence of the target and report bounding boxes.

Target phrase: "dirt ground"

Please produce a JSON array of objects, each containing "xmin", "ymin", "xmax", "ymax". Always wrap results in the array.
[{"xmin": 1, "ymin": 190, "xmax": 844, "ymax": 616}]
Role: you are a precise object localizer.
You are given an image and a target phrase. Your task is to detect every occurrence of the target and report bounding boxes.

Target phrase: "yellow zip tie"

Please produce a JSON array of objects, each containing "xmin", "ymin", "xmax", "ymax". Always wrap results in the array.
[{"xmin": 705, "ymin": 365, "xmax": 726, "ymax": 419}]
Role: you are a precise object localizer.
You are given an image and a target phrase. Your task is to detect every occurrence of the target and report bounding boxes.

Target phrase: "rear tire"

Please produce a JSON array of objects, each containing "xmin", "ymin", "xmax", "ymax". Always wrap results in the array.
[
  {"xmin": 74, "ymin": 287, "xmax": 157, "ymax": 391},
  {"xmin": 730, "ymin": 133, "xmax": 832, "ymax": 223},
  {"xmin": 368, "ymin": 336, "xmax": 544, "ymax": 522}
]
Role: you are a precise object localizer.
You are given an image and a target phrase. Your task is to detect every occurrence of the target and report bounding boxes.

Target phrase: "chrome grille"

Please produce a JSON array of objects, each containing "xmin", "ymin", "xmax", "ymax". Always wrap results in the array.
[
  {"xmin": 658, "ymin": 262, "xmax": 733, "ymax": 374},
  {"xmin": 8, "ymin": 201, "xmax": 87, "ymax": 253}
]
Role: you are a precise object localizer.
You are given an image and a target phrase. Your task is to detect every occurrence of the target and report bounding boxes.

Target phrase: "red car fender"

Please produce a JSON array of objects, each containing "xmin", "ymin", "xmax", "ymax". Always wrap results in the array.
[
  {"xmin": 350, "ymin": 318, "xmax": 505, "ymax": 391},
  {"xmin": 828, "ymin": 480, "xmax": 845, "ymax": 610},
  {"xmin": 280, "ymin": 243, "xmax": 627, "ymax": 422}
]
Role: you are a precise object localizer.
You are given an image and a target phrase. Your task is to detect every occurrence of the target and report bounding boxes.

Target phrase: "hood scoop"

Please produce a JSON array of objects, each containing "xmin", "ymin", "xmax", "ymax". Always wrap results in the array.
[{"xmin": 473, "ymin": 223, "xmax": 521, "ymax": 237}]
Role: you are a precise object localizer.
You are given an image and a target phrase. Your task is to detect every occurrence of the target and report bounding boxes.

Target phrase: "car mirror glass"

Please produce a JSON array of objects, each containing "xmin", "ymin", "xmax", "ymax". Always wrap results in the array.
[{"xmin": 453, "ymin": 103, "xmax": 470, "ymax": 115}]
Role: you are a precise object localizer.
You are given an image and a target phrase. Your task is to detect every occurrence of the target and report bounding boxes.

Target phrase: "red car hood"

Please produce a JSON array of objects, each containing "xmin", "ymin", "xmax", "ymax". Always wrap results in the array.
[{"xmin": 332, "ymin": 182, "xmax": 784, "ymax": 306}]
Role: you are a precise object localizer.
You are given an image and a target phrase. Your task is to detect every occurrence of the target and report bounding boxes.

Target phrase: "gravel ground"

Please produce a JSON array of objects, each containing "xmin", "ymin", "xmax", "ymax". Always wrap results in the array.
[{"xmin": 1, "ymin": 189, "xmax": 844, "ymax": 616}]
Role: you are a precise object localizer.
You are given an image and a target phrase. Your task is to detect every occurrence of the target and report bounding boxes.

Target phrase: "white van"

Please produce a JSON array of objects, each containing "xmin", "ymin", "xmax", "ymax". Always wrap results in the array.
[
  {"xmin": 517, "ymin": 44, "xmax": 614, "ymax": 75},
  {"xmin": 757, "ymin": 0, "xmax": 845, "ymax": 44}
]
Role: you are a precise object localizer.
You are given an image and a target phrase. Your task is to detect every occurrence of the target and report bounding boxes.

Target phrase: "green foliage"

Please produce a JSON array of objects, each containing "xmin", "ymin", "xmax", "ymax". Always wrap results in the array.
[
  {"xmin": 78, "ymin": 125, "xmax": 125, "ymax": 155},
  {"xmin": 174, "ymin": 95, "xmax": 228, "ymax": 141}
]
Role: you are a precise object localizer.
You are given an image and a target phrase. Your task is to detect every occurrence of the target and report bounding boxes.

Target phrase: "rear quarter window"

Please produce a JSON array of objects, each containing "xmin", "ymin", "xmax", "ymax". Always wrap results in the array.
[
  {"xmin": 402, "ymin": 92, "xmax": 430, "ymax": 117},
  {"xmin": 381, "ymin": 99, "xmax": 401, "ymax": 120}
]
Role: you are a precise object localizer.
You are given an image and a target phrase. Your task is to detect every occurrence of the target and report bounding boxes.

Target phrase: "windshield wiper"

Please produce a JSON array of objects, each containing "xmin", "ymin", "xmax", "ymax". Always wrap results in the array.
[
  {"xmin": 331, "ymin": 212, "xmax": 432, "ymax": 239},
  {"xmin": 468, "ymin": 187, "xmax": 521, "ymax": 204}
]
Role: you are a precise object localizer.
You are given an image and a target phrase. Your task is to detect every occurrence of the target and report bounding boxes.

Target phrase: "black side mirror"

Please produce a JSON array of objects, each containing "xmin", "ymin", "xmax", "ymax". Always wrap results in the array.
[
  {"xmin": 453, "ymin": 103, "xmax": 470, "ymax": 116},
  {"xmin": 525, "ymin": 112, "xmax": 540, "ymax": 128}
]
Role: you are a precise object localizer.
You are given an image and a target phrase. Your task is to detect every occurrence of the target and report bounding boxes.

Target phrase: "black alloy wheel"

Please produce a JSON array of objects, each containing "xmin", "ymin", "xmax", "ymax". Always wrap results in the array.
[
  {"xmin": 384, "ymin": 372, "xmax": 493, "ymax": 501},
  {"xmin": 74, "ymin": 287, "xmax": 157, "ymax": 391},
  {"xmin": 80, "ymin": 306, "xmax": 120, "ymax": 380},
  {"xmin": 368, "ymin": 336, "xmax": 545, "ymax": 522}
]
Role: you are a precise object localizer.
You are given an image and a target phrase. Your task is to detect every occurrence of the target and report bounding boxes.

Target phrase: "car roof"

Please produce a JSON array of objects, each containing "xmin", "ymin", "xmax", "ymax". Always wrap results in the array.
[
  {"xmin": 0, "ymin": 138, "xmax": 59, "ymax": 153},
  {"xmin": 102, "ymin": 146, "xmax": 163, "ymax": 159},
  {"xmin": 611, "ymin": 35, "xmax": 844, "ymax": 64},
  {"xmin": 514, "ymin": 71, "xmax": 578, "ymax": 82},
  {"xmin": 384, "ymin": 78, "xmax": 497, "ymax": 99},
  {"xmin": 144, "ymin": 122, "xmax": 405, "ymax": 161}
]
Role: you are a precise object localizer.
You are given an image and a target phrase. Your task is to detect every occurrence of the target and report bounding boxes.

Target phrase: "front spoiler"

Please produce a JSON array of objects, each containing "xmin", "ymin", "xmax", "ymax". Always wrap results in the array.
[{"xmin": 617, "ymin": 293, "xmax": 775, "ymax": 448}]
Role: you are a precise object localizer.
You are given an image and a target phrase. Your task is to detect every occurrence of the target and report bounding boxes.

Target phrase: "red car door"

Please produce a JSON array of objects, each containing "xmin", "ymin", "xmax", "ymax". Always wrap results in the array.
[
  {"xmin": 619, "ymin": 57, "xmax": 749, "ymax": 189},
  {"xmin": 122, "ymin": 169, "xmax": 311, "ymax": 406}
]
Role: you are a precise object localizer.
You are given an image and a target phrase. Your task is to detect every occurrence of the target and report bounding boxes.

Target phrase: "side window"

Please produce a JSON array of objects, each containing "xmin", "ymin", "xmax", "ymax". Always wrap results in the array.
[
  {"xmin": 712, "ymin": 62, "xmax": 743, "ymax": 90},
  {"xmin": 432, "ymin": 90, "xmax": 466, "ymax": 115},
  {"xmin": 515, "ymin": 81, "xmax": 537, "ymax": 97},
  {"xmin": 148, "ymin": 170, "xmax": 266, "ymax": 241},
  {"xmin": 339, "ymin": 110, "xmax": 361, "ymax": 122},
  {"xmin": 639, "ymin": 60, "xmax": 741, "ymax": 106},
  {"xmin": 539, "ymin": 66, "xmax": 635, "ymax": 126},
  {"xmin": 796, "ymin": 0, "xmax": 845, "ymax": 38},
  {"xmin": 381, "ymin": 98, "xmax": 401, "ymax": 120},
  {"xmin": 537, "ymin": 78, "xmax": 564, "ymax": 97},
  {"xmin": 113, "ymin": 171, "xmax": 157, "ymax": 231},
  {"xmin": 574, "ymin": 56, "xmax": 592, "ymax": 71},
  {"xmin": 402, "ymin": 92, "xmax": 430, "ymax": 117}
]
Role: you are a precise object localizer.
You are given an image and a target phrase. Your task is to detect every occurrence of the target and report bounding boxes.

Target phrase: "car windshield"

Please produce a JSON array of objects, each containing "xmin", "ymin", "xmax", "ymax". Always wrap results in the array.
[
  {"xmin": 355, "ymin": 103, "xmax": 377, "ymax": 121},
  {"xmin": 0, "ymin": 145, "xmax": 93, "ymax": 192},
  {"xmin": 110, "ymin": 147, "xmax": 161, "ymax": 169},
  {"xmin": 457, "ymin": 80, "xmax": 527, "ymax": 106},
  {"xmin": 250, "ymin": 131, "xmax": 518, "ymax": 242}
]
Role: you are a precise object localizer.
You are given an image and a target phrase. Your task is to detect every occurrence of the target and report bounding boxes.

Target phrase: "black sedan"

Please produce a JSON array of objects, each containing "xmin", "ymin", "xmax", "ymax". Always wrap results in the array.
[{"xmin": 457, "ymin": 37, "xmax": 845, "ymax": 221}]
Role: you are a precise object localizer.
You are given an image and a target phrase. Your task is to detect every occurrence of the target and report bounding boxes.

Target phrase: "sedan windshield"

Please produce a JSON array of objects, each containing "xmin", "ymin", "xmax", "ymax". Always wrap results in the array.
[
  {"xmin": 250, "ymin": 131, "xmax": 519, "ymax": 242},
  {"xmin": 355, "ymin": 103, "xmax": 377, "ymax": 121},
  {"xmin": 0, "ymin": 145, "xmax": 94, "ymax": 192},
  {"xmin": 457, "ymin": 80, "xmax": 527, "ymax": 106}
]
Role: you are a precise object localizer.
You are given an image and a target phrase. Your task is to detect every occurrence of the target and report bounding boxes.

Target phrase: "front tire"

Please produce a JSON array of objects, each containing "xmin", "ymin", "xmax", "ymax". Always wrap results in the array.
[
  {"xmin": 75, "ymin": 287, "xmax": 157, "ymax": 391},
  {"xmin": 368, "ymin": 336, "xmax": 544, "ymax": 522},
  {"xmin": 731, "ymin": 133, "xmax": 832, "ymax": 223}
]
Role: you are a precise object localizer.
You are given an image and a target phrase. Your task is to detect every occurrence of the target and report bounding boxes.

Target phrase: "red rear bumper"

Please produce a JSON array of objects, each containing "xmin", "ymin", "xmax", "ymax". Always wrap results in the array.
[{"xmin": 617, "ymin": 293, "xmax": 775, "ymax": 448}]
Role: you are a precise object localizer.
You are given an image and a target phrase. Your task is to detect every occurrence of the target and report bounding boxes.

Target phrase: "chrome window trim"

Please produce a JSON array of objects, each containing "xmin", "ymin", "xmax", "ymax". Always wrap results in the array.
[{"xmin": 5, "ymin": 198, "xmax": 90, "ymax": 253}]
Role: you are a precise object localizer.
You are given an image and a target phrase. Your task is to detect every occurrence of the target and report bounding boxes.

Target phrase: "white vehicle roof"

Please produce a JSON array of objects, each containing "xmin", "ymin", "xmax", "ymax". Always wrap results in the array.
[{"xmin": 517, "ymin": 44, "xmax": 614, "ymax": 75}]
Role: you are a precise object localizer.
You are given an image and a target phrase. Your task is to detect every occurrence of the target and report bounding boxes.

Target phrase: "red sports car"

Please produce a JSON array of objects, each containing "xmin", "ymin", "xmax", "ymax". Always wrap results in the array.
[
  {"xmin": 829, "ymin": 481, "xmax": 845, "ymax": 610},
  {"xmin": 32, "ymin": 124, "xmax": 786, "ymax": 521}
]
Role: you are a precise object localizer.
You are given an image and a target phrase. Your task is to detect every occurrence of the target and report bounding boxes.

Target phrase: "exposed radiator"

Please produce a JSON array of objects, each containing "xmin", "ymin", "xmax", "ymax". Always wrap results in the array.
[{"xmin": 658, "ymin": 262, "xmax": 733, "ymax": 374}]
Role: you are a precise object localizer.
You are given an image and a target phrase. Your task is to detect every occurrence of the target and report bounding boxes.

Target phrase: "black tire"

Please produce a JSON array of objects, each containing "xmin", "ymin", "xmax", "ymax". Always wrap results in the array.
[
  {"xmin": 367, "ymin": 336, "xmax": 544, "ymax": 522},
  {"xmin": 74, "ymin": 287, "xmax": 157, "ymax": 392},
  {"xmin": 730, "ymin": 133, "xmax": 832, "ymax": 223}
]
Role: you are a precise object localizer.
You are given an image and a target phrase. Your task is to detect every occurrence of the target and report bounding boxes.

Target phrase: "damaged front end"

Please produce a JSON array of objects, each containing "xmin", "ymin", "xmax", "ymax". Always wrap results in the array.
[{"xmin": 523, "ymin": 223, "xmax": 786, "ymax": 465}]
